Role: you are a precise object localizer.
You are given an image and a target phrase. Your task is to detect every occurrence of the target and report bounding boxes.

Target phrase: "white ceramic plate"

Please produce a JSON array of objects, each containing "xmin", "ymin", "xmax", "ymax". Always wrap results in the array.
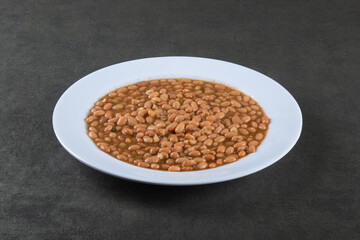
[{"xmin": 53, "ymin": 56, "xmax": 302, "ymax": 185}]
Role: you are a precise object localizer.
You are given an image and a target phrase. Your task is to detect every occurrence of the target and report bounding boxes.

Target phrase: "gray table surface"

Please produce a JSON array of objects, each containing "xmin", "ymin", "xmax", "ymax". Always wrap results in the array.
[{"xmin": 1, "ymin": 0, "xmax": 359, "ymax": 239}]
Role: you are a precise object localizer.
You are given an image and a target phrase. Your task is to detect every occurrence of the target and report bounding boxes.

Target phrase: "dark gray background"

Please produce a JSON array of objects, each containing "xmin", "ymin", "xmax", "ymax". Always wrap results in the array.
[{"xmin": 1, "ymin": 0, "xmax": 359, "ymax": 239}]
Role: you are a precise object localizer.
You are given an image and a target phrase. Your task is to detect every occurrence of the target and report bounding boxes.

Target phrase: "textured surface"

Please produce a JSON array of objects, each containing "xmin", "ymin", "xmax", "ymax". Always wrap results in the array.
[{"xmin": 1, "ymin": 0, "xmax": 359, "ymax": 239}]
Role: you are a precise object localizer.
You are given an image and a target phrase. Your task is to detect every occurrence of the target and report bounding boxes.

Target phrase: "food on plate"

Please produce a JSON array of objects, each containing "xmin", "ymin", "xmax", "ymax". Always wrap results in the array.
[{"xmin": 85, "ymin": 78, "xmax": 270, "ymax": 171}]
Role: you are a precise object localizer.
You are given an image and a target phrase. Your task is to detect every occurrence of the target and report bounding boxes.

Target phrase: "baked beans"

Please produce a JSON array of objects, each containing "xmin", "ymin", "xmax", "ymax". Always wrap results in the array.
[{"xmin": 86, "ymin": 78, "xmax": 270, "ymax": 171}]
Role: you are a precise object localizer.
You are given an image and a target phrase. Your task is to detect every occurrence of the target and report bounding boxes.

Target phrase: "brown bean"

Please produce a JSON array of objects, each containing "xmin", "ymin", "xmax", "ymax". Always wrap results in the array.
[
  {"xmin": 249, "ymin": 140, "xmax": 259, "ymax": 146},
  {"xmin": 169, "ymin": 134, "xmax": 178, "ymax": 143},
  {"xmin": 175, "ymin": 122, "xmax": 185, "ymax": 134},
  {"xmin": 151, "ymin": 164, "xmax": 160, "ymax": 169},
  {"xmin": 225, "ymin": 147, "xmax": 235, "ymax": 155},
  {"xmin": 215, "ymin": 112, "xmax": 225, "ymax": 119},
  {"xmin": 197, "ymin": 136, "xmax": 207, "ymax": 142},
  {"xmin": 189, "ymin": 150, "xmax": 201, "ymax": 157},
  {"xmin": 239, "ymin": 128, "xmax": 249, "ymax": 135},
  {"xmin": 238, "ymin": 151, "xmax": 246, "ymax": 157},
  {"xmin": 175, "ymin": 157, "xmax": 188, "ymax": 164},
  {"xmin": 103, "ymin": 103, "xmax": 113, "ymax": 110},
  {"xmin": 112, "ymin": 104, "xmax": 124, "ymax": 110},
  {"xmin": 174, "ymin": 115, "xmax": 185, "ymax": 123},
  {"xmin": 94, "ymin": 110, "xmax": 105, "ymax": 116},
  {"xmin": 88, "ymin": 131, "xmax": 98, "ymax": 139},
  {"xmin": 224, "ymin": 155, "xmax": 238, "ymax": 163},
  {"xmin": 248, "ymin": 145, "xmax": 256, "ymax": 153},
  {"xmin": 116, "ymin": 154, "xmax": 127, "ymax": 161},
  {"xmin": 99, "ymin": 144, "xmax": 110, "ymax": 153},
  {"xmin": 145, "ymin": 156, "xmax": 160, "ymax": 163},
  {"xmin": 122, "ymin": 128, "xmax": 133, "ymax": 135},
  {"xmin": 203, "ymin": 138, "xmax": 213, "ymax": 147},
  {"xmin": 197, "ymin": 162, "xmax": 208, "ymax": 169},
  {"xmin": 168, "ymin": 165, "xmax": 181, "ymax": 172},
  {"xmin": 160, "ymin": 93, "xmax": 169, "ymax": 101},
  {"xmin": 117, "ymin": 116, "xmax": 127, "ymax": 126},
  {"xmin": 209, "ymin": 163, "xmax": 217, "ymax": 168},
  {"xmin": 166, "ymin": 122, "xmax": 178, "ymax": 132},
  {"xmin": 262, "ymin": 116, "xmax": 270, "ymax": 124},
  {"xmin": 224, "ymin": 132, "xmax": 237, "ymax": 138},
  {"xmin": 138, "ymin": 162, "xmax": 150, "ymax": 168},
  {"xmin": 203, "ymin": 154, "xmax": 215, "ymax": 161},
  {"xmin": 259, "ymin": 123, "xmax": 267, "ymax": 130},
  {"xmin": 217, "ymin": 145, "xmax": 226, "ymax": 153},
  {"xmin": 128, "ymin": 145, "xmax": 140, "ymax": 151},
  {"xmin": 255, "ymin": 133, "xmax": 264, "ymax": 140}
]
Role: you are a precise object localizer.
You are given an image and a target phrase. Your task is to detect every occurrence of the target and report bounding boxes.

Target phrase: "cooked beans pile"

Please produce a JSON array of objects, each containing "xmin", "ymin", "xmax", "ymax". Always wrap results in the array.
[{"xmin": 86, "ymin": 78, "xmax": 270, "ymax": 171}]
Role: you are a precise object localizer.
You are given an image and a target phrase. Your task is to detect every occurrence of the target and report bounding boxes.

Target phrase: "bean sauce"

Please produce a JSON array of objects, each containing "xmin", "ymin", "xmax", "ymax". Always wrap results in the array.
[{"xmin": 86, "ymin": 78, "xmax": 270, "ymax": 172}]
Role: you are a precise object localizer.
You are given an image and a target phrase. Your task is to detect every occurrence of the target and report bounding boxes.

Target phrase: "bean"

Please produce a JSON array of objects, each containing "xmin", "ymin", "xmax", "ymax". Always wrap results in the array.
[
  {"xmin": 175, "ymin": 157, "xmax": 188, "ymax": 164},
  {"xmin": 138, "ymin": 162, "xmax": 150, "ymax": 168},
  {"xmin": 259, "ymin": 123, "xmax": 267, "ymax": 130},
  {"xmin": 200, "ymin": 121, "xmax": 211, "ymax": 127},
  {"xmin": 103, "ymin": 103, "xmax": 113, "ymax": 110},
  {"xmin": 216, "ymin": 159, "xmax": 223, "ymax": 165},
  {"xmin": 220, "ymin": 101, "xmax": 230, "ymax": 107},
  {"xmin": 238, "ymin": 151, "xmax": 246, "ymax": 157},
  {"xmin": 172, "ymin": 101, "xmax": 181, "ymax": 109},
  {"xmin": 161, "ymin": 164, "xmax": 170, "ymax": 170},
  {"xmin": 241, "ymin": 116, "xmax": 251, "ymax": 123},
  {"xmin": 116, "ymin": 154, "xmax": 127, "ymax": 161},
  {"xmin": 215, "ymin": 112, "xmax": 225, "ymax": 119},
  {"xmin": 109, "ymin": 132, "xmax": 117, "ymax": 138},
  {"xmin": 174, "ymin": 115, "xmax": 185, "ymax": 123},
  {"xmin": 88, "ymin": 131, "xmax": 98, "ymax": 139},
  {"xmin": 122, "ymin": 128, "xmax": 133, "ymax": 135},
  {"xmin": 169, "ymin": 134, "xmax": 178, "ymax": 143},
  {"xmin": 224, "ymin": 155, "xmax": 237, "ymax": 163},
  {"xmin": 136, "ymin": 115, "xmax": 145, "ymax": 123},
  {"xmin": 159, "ymin": 147, "xmax": 171, "ymax": 154},
  {"xmin": 128, "ymin": 145, "xmax": 140, "ymax": 151},
  {"xmin": 217, "ymin": 145, "xmax": 226, "ymax": 153},
  {"xmin": 203, "ymin": 154, "xmax": 215, "ymax": 161},
  {"xmin": 239, "ymin": 128, "xmax": 249, "ymax": 135},
  {"xmin": 262, "ymin": 116, "xmax": 270, "ymax": 124},
  {"xmin": 197, "ymin": 136, "xmax": 207, "ymax": 142},
  {"xmin": 86, "ymin": 116, "xmax": 97, "ymax": 123},
  {"xmin": 160, "ymin": 93, "xmax": 169, "ymax": 101},
  {"xmin": 214, "ymin": 136, "xmax": 225, "ymax": 142},
  {"xmin": 209, "ymin": 163, "xmax": 217, "ymax": 168},
  {"xmin": 192, "ymin": 116, "xmax": 202, "ymax": 122},
  {"xmin": 117, "ymin": 116, "xmax": 127, "ymax": 126},
  {"xmin": 225, "ymin": 147, "xmax": 235, "ymax": 155},
  {"xmin": 166, "ymin": 122, "xmax": 178, "ymax": 132},
  {"xmin": 197, "ymin": 162, "xmax": 208, "ymax": 169},
  {"xmin": 151, "ymin": 164, "xmax": 160, "ymax": 169},
  {"xmin": 248, "ymin": 145, "xmax": 256, "ymax": 153},
  {"xmin": 204, "ymin": 138, "xmax": 213, "ymax": 147},
  {"xmin": 249, "ymin": 140, "xmax": 259, "ymax": 146},
  {"xmin": 224, "ymin": 132, "xmax": 237, "ymax": 138},
  {"xmin": 175, "ymin": 122, "xmax": 185, "ymax": 133},
  {"xmin": 168, "ymin": 165, "xmax": 181, "ymax": 172},
  {"xmin": 99, "ymin": 144, "xmax": 110, "ymax": 153},
  {"xmin": 255, "ymin": 133, "xmax": 264, "ymax": 140},
  {"xmin": 166, "ymin": 159, "xmax": 175, "ymax": 164},
  {"xmin": 231, "ymin": 135, "xmax": 243, "ymax": 141},
  {"xmin": 94, "ymin": 110, "xmax": 105, "ymax": 116},
  {"xmin": 145, "ymin": 156, "xmax": 160, "ymax": 163},
  {"xmin": 189, "ymin": 150, "xmax": 201, "ymax": 157},
  {"xmin": 161, "ymin": 141, "xmax": 173, "ymax": 147}
]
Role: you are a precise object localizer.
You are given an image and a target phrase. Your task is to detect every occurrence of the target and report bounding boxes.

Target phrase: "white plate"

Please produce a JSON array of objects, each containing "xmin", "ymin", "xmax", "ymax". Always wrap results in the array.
[{"xmin": 53, "ymin": 56, "xmax": 302, "ymax": 185}]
